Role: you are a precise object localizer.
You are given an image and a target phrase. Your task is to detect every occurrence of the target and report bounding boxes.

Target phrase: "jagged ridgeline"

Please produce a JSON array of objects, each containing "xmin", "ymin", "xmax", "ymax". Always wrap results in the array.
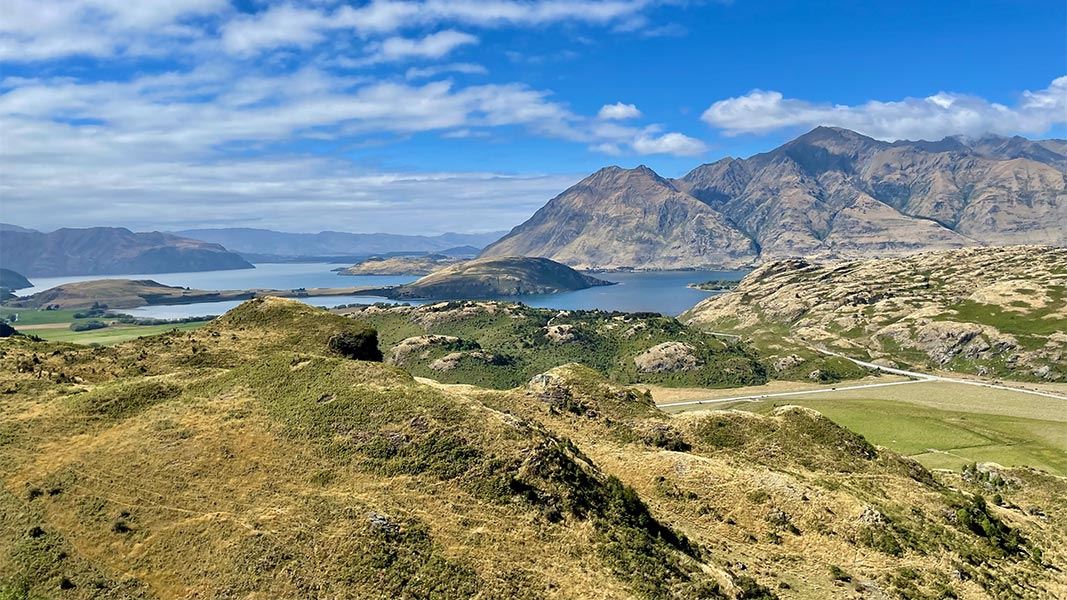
[{"xmin": 1, "ymin": 298, "xmax": 1065, "ymax": 598}]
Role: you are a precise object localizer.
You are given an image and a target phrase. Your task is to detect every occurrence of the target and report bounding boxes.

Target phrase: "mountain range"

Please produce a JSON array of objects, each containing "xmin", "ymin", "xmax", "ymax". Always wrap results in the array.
[
  {"xmin": 482, "ymin": 128, "xmax": 1067, "ymax": 269},
  {"xmin": 0, "ymin": 226, "xmax": 252, "ymax": 277},
  {"xmin": 174, "ymin": 228, "xmax": 506, "ymax": 259}
]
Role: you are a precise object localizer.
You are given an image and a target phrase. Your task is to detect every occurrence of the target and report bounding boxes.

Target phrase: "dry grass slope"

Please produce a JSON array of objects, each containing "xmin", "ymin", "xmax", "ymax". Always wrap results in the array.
[{"xmin": 0, "ymin": 297, "xmax": 1064, "ymax": 599}]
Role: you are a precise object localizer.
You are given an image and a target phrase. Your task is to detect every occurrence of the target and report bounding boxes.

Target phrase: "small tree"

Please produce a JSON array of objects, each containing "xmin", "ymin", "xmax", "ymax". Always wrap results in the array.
[{"xmin": 328, "ymin": 328, "xmax": 383, "ymax": 362}]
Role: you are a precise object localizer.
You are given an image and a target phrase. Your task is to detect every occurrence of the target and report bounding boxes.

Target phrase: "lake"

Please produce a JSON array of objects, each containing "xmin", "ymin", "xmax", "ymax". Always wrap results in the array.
[{"xmin": 18, "ymin": 263, "xmax": 748, "ymax": 318}]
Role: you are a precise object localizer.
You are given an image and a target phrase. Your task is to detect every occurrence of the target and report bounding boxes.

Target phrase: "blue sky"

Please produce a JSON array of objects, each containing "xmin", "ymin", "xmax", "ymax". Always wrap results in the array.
[{"xmin": 1, "ymin": 0, "xmax": 1064, "ymax": 234}]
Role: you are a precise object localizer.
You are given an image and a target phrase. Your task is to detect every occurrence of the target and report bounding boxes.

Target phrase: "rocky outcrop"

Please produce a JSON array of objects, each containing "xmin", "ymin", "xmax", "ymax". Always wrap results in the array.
[
  {"xmin": 633, "ymin": 342, "xmax": 703, "ymax": 373},
  {"xmin": 389, "ymin": 335, "xmax": 472, "ymax": 365},
  {"xmin": 684, "ymin": 246, "xmax": 1067, "ymax": 381}
]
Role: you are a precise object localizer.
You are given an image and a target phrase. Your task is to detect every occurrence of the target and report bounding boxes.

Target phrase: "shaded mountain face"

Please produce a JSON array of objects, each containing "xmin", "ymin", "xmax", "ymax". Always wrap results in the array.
[
  {"xmin": 0, "ymin": 227, "xmax": 252, "ymax": 277},
  {"xmin": 0, "ymin": 268, "xmax": 32, "ymax": 291},
  {"xmin": 485, "ymin": 128, "xmax": 1065, "ymax": 269},
  {"xmin": 175, "ymin": 228, "xmax": 506, "ymax": 258},
  {"xmin": 480, "ymin": 166, "xmax": 758, "ymax": 270}
]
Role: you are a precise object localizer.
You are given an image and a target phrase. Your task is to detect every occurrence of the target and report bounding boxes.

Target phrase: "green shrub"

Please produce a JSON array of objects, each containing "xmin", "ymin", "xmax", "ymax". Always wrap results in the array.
[
  {"xmin": 327, "ymin": 329, "xmax": 383, "ymax": 362},
  {"xmin": 69, "ymin": 320, "xmax": 107, "ymax": 332},
  {"xmin": 828, "ymin": 565, "xmax": 851, "ymax": 581}
]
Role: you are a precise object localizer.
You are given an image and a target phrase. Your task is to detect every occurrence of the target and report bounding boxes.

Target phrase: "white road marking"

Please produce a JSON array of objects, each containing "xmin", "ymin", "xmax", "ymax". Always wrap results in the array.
[
  {"xmin": 657, "ymin": 379, "xmax": 926, "ymax": 409},
  {"xmin": 815, "ymin": 348, "xmax": 1067, "ymax": 401}
]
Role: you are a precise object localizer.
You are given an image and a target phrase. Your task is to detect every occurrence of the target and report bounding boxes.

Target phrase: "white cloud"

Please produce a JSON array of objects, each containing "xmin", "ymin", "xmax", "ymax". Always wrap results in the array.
[
  {"xmin": 221, "ymin": 5, "xmax": 332, "ymax": 55},
  {"xmin": 213, "ymin": 0, "xmax": 666, "ymax": 57},
  {"xmin": 0, "ymin": 0, "xmax": 228, "ymax": 61},
  {"xmin": 405, "ymin": 62, "xmax": 488, "ymax": 80},
  {"xmin": 366, "ymin": 30, "xmax": 479, "ymax": 64},
  {"xmin": 0, "ymin": 0, "xmax": 708, "ymax": 231},
  {"xmin": 597, "ymin": 102, "xmax": 641, "ymax": 120},
  {"xmin": 631, "ymin": 130, "xmax": 707, "ymax": 156},
  {"xmin": 0, "ymin": 0, "xmax": 672, "ymax": 61},
  {"xmin": 701, "ymin": 77, "xmax": 1067, "ymax": 140},
  {"xmin": 0, "ymin": 153, "xmax": 580, "ymax": 233}
]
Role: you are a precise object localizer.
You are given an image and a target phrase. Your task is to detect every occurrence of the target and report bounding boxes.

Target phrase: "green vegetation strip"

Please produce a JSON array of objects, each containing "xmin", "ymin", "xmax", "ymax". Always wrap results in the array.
[{"xmin": 29, "ymin": 322, "xmax": 209, "ymax": 345}]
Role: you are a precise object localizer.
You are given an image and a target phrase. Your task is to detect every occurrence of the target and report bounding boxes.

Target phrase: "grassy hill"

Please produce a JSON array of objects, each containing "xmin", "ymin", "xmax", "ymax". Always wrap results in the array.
[
  {"xmin": 1, "ymin": 298, "xmax": 1064, "ymax": 598},
  {"xmin": 343, "ymin": 301, "xmax": 768, "ymax": 389},
  {"xmin": 684, "ymin": 246, "xmax": 1067, "ymax": 382},
  {"xmin": 8, "ymin": 279, "xmax": 253, "ymax": 310}
]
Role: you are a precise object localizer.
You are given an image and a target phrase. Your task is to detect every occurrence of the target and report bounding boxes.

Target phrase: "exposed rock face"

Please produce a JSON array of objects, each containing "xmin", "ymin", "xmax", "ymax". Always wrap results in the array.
[
  {"xmin": 0, "ymin": 227, "xmax": 252, "ymax": 277},
  {"xmin": 684, "ymin": 245, "xmax": 1067, "ymax": 381},
  {"xmin": 386, "ymin": 256, "xmax": 613, "ymax": 300},
  {"xmin": 480, "ymin": 166, "xmax": 759, "ymax": 270},
  {"xmin": 483, "ymin": 128, "xmax": 1065, "ymax": 269},
  {"xmin": 429, "ymin": 350, "xmax": 504, "ymax": 371},
  {"xmin": 634, "ymin": 342, "xmax": 703, "ymax": 373},
  {"xmin": 544, "ymin": 324, "xmax": 578, "ymax": 343},
  {"xmin": 389, "ymin": 335, "xmax": 470, "ymax": 365},
  {"xmin": 677, "ymin": 127, "xmax": 1066, "ymax": 257}
]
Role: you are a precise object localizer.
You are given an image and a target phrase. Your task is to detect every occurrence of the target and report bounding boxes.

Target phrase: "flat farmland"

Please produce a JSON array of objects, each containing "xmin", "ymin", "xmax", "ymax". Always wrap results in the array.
[{"xmin": 660, "ymin": 380, "xmax": 1067, "ymax": 476}]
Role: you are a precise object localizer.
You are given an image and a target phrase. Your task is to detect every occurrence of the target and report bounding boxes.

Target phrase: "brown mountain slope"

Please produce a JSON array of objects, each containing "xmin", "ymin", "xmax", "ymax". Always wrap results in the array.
[
  {"xmin": 480, "ymin": 166, "xmax": 758, "ymax": 270},
  {"xmin": 677, "ymin": 127, "xmax": 1066, "ymax": 258},
  {"xmin": 485, "ymin": 128, "xmax": 1064, "ymax": 270}
]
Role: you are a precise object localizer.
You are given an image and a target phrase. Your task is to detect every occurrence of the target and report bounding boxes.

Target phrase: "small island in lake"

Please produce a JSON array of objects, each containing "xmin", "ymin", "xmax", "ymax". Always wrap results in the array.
[
  {"xmin": 383, "ymin": 256, "xmax": 614, "ymax": 300},
  {"xmin": 338, "ymin": 253, "xmax": 463, "ymax": 276}
]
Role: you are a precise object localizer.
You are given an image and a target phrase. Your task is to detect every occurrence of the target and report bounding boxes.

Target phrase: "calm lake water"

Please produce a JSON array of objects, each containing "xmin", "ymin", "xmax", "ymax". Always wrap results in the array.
[{"xmin": 18, "ymin": 263, "xmax": 748, "ymax": 318}]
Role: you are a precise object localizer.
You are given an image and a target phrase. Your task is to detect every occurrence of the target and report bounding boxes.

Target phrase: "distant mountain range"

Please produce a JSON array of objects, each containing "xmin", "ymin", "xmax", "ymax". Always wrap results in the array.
[
  {"xmin": 0, "ymin": 226, "xmax": 252, "ymax": 277},
  {"xmin": 482, "ymin": 127, "xmax": 1067, "ymax": 269},
  {"xmin": 174, "ymin": 228, "xmax": 506, "ymax": 259}
]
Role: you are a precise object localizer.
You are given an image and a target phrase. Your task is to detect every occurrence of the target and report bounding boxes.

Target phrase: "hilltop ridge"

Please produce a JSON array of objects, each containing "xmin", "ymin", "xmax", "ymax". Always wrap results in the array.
[{"xmin": 1, "ymin": 297, "xmax": 1063, "ymax": 598}]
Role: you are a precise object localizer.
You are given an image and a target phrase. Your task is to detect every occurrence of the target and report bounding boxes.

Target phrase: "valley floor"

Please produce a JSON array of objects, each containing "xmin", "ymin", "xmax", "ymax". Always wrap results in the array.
[{"xmin": 656, "ymin": 379, "xmax": 1067, "ymax": 476}]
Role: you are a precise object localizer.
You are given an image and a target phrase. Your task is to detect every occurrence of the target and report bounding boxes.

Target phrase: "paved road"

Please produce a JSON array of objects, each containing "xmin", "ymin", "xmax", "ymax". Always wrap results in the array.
[
  {"xmin": 814, "ymin": 348, "xmax": 1067, "ymax": 401},
  {"xmin": 657, "ymin": 378, "xmax": 927, "ymax": 409},
  {"xmin": 656, "ymin": 347, "xmax": 1067, "ymax": 409}
]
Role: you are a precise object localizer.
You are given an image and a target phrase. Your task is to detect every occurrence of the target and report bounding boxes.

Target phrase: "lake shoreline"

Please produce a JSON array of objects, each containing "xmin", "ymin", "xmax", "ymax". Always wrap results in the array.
[{"xmin": 13, "ymin": 263, "xmax": 750, "ymax": 318}]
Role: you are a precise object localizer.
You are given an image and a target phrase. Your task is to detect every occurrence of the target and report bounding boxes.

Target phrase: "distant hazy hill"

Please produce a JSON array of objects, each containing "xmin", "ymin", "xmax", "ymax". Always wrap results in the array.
[
  {"xmin": 0, "ymin": 268, "xmax": 32, "ymax": 290},
  {"xmin": 0, "ymin": 226, "xmax": 252, "ymax": 277},
  {"xmin": 483, "ymin": 127, "xmax": 1067, "ymax": 269},
  {"xmin": 176, "ymin": 227, "xmax": 506, "ymax": 258},
  {"xmin": 387, "ymin": 256, "xmax": 613, "ymax": 299}
]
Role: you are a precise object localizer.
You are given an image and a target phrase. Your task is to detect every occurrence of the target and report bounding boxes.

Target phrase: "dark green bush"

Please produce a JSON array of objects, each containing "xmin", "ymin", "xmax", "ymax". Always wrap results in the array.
[
  {"xmin": 327, "ymin": 329, "xmax": 383, "ymax": 362},
  {"xmin": 69, "ymin": 320, "xmax": 107, "ymax": 332}
]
